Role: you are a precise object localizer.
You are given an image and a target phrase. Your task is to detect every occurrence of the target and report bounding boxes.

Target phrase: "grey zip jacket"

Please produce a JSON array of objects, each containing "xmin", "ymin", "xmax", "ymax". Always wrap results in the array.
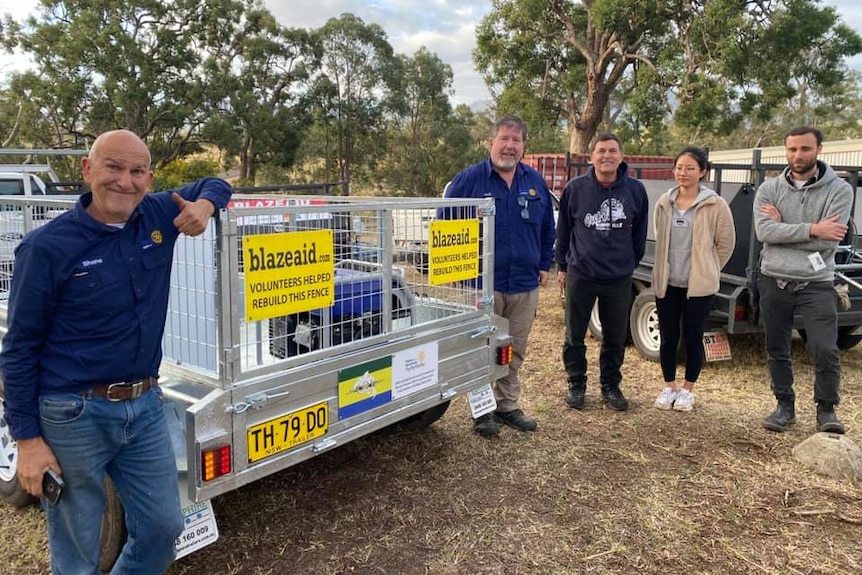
[{"xmin": 754, "ymin": 161, "xmax": 852, "ymax": 282}]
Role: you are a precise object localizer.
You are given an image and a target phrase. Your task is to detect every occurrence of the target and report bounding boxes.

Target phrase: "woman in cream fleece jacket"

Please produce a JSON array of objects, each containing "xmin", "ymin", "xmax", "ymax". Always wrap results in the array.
[{"xmin": 652, "ymin": 147, "xmax": 736, "ymax": 412}]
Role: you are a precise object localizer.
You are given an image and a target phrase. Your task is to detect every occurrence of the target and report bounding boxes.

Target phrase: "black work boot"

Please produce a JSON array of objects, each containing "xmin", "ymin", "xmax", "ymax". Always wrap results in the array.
[
  {"xmin": 601, "ymin": 386, "xmax": 629, "ymax": 411},
  {"xmin": 816, "ymin": 403, "xmax": 846, "ymax": 434},
  {"xmin": 762, "ymin": 399, "xmax": 796, "ymax": 432},
  {"xmin": 565, "ymin": 382, "xmax": 586, "ymax": 410},
  {"xmin": 473, "ymin": 413, "xmax": 500, "ymax": 437},
  {"xmin": 494, "ymin": 408, "xmax": 538, "ymax": 432}
]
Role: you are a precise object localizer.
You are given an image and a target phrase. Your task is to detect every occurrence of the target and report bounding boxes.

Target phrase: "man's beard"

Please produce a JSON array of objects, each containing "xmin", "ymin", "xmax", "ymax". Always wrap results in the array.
[
  {"xmin": 494, "ymin": 157, "xmax": 518, "ymax": 171},
  {"xmin": 791, "ymin": 158, "xmax": 817, "ymax": 177}
]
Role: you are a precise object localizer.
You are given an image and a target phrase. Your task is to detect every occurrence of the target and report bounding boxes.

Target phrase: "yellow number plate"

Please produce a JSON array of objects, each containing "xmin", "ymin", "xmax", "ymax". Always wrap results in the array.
[{"xmin": 247, "ymin": 401, "xmax": 329, "ymax": 463}]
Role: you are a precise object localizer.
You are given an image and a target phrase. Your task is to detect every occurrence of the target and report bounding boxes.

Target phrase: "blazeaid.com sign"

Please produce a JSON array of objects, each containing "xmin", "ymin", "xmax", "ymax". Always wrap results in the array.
[
  {"xmin": 243, "ymin": 230, "xmax": 335, "ymax": 322},
  {"xmin": 428, "ymin": 219, "xmax": 480, "ymax": 285}
]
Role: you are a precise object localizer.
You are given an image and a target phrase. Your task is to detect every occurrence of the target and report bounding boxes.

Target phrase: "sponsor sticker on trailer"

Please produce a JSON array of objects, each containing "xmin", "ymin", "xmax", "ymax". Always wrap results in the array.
[
  {"xmin": 338, "ymin": 357, "xmax": 393, "ymax": 419},
  {"xmin": 467, "ymin": 383, "xmax": 497, "ymax": 419},
  {"xmin": 391, "ymin": 342, "xmax": 439, "ymax": 400}
]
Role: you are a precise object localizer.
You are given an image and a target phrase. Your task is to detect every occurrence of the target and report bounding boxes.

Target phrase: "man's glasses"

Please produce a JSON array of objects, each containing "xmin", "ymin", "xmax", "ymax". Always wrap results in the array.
[{"xmin": 517, "ymin": 195, "xmax": 530, "ymax": 220}]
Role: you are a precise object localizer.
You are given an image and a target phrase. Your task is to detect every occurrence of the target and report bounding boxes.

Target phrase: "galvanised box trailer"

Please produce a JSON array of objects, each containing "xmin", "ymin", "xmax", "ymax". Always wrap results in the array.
[{"xmin": 0, "ymin": 193, "xmax": 512, "ymax": 570}]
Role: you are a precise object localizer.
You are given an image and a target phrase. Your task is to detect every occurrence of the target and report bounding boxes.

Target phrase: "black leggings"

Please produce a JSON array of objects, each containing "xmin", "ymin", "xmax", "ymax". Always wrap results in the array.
[{"xmin": 655, "ymin": 285, "xmax": 714, "ymax": 384}]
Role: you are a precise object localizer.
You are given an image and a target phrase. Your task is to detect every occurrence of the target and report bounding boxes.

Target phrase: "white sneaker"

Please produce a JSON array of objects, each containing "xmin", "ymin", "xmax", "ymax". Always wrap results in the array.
[
  {"xmin": 654, "ymin": 387, "xmax": 678, "ymax": 410},
  {"xmin": 673, "ymin": 389, "xmax": 695, "ymax": 412}
]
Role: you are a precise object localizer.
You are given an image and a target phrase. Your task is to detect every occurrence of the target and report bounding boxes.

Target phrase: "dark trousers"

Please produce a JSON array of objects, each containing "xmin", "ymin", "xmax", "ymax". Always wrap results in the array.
[
  {"xmin": 655, "ymin": 286, "xmax": 714, "ymax": 384},
  {"xmin": 562, "ymin": 276, "xmax": 631, "ymax": 389},
  {"xmin": 758, "ymin": 276, "xmax": 840, "ymax": 405}
]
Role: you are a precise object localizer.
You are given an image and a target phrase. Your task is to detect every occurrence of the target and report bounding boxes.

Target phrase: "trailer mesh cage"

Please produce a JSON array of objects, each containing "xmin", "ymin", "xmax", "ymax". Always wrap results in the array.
[{"xmin": 0, "ymin": 194, "xmax": 498, "ymax": 385}]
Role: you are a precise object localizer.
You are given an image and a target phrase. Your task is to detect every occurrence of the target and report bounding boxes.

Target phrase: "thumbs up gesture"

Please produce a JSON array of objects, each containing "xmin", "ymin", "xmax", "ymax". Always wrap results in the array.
[{"xmin": 172, "ymin": 193, "xmax": 215, "ymax": 237}]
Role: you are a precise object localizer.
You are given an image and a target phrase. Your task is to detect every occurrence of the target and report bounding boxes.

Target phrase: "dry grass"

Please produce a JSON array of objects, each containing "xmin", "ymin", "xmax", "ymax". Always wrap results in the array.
[{"xmin": 2, "ymin": 283, "xmax": 861, "ymax": 574}]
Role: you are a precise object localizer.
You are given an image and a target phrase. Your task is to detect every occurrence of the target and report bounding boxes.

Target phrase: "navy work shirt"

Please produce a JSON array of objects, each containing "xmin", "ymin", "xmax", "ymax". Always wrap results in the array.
[
  {"xmin": 443, "ymin": 159, "xmax": 556, "ymax": 293},
  {"xmin": 0, "ymin": 178, "xmax": 233, "ymax": 440}
]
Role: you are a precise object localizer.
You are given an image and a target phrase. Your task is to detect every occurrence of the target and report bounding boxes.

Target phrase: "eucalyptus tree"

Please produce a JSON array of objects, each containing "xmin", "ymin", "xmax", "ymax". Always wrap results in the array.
[
  {"xmin": 308, "ymin": 13, "xmax": 401, "ymax": 192},
  {"xmin": 668, "ymin": 0, "xmax": 862, "ymax": 145},
  {"xmin": 496, "ymin": 82, "xmax": 567, "ymax": 154},
  {"xmin": 1, "ymin": 0, "xmax": 256, "ymax": 166},
  {"xmin": 434, "ymin": 105, "xmax": 491, "ymax": 188},
  {"xmin": 475, "ymin": 0, "xmax": 861, "ymax": 154},
  {"xmin": 703, "ymin": 69, "xmax": 862, "ymax": 150},
  {"xmin": 0, "ymin": 81, "xmax": 87, "ymax": 179},
  {"xmin": 475, "ymin": 0, "xmax": 671, "ymax": 153},
  {"xmin": 383, "ymin": 47, "xmax": 456, "ymax": 196},
  {"xmin": 201, "ymin": 8, "xmax": 318, "ymax": 184}
]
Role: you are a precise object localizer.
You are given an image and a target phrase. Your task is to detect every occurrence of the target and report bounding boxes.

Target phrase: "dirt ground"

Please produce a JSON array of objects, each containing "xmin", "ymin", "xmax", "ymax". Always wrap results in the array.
[{"xmin": 1, "ymin": 283, "xmax": 861, "ymax": 574}]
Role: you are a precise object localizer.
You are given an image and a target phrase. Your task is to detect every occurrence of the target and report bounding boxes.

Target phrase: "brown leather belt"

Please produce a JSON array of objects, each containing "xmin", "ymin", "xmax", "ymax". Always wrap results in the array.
[{"xmin": 88, "ymin": 376, "xmax": 159, "ymax": 401}]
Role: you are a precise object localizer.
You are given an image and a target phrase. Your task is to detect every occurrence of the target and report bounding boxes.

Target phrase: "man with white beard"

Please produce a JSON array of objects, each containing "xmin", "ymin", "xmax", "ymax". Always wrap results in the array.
[{"xmin": 442, "ymin": 115, "xmax": 556, "ymax": 437}]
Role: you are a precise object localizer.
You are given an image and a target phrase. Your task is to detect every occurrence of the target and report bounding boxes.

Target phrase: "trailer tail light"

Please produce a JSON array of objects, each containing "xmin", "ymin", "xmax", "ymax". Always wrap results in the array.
[
  {"xmin": 202, "ymin": 445, "xmax": 231, "ymax": 482},
  {"xmin": 496, "ymin": 343, "xmax": 513, "ymax": 365}
]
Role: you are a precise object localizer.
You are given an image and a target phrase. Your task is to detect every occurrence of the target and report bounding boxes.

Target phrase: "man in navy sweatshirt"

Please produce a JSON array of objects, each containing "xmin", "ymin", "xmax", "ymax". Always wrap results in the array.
[{"xmin": 556, "ymin": 133, "xmax": 649, "ymax": 411}]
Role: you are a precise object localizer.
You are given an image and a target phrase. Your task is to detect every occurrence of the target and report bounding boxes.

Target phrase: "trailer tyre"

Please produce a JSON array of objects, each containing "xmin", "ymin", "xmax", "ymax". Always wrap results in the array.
[
  {"xmin": 797, "ymin": 326, "xmax": 862, "ymax": 350},
  {"xmin": 0, "ymin": 397, "xmax": 35, "ymax": 508},
  {"xmin": 99, "ymin": 476, "xmax": 126, "ymax": 573},
  {"xmin": 630, "ymin": 290, "xmax": 661, "ymax": 362},
  {"xmin": 837, "ymin": 326, "xmax": 862, "ymax": 350},
  {"xmin": 393, "ymin": 401, "xmax": 451, "ymax": 431}
]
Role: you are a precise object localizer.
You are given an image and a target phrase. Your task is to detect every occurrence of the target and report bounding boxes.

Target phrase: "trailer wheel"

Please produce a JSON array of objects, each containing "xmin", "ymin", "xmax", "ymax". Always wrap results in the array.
[
  {"xmin": 393, "ymin": 401, "xmax": 451, "ymax": 431},
  {"xmin": 630, "ymin": 290, "xmax": 661, "ymax": 362},
  {"xmin": 0, "ymin": 397, "xmax": 35, "ymax": 508},
  {"xmin": 798, "ymin": 326, "xmax": 862, "ymax": 350},
  {"xmin": 99, "ymin": 477, "xmax": 126, "ymax": 573},
  {"xmin": 837, "ymin": 326, "xmax": 862, "ymax": 350}
]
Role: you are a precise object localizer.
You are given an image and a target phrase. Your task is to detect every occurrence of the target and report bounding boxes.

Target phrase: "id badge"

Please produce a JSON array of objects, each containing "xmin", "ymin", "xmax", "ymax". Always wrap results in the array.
[{"xmin": 808, "ymin": 252, "xmax": 827, "ymax": 272}]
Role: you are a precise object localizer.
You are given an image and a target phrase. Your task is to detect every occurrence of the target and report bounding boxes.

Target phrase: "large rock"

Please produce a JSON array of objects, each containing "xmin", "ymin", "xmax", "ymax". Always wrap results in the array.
[{"xmin": 792, "ymin": 433, "xmax": 862, "ymax": 480}]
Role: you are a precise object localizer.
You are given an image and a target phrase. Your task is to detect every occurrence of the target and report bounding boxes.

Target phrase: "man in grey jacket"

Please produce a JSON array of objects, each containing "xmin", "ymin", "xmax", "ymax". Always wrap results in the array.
[{"xmin": 754, "ymin": 126, "xmax": 852, "ymax": 434}]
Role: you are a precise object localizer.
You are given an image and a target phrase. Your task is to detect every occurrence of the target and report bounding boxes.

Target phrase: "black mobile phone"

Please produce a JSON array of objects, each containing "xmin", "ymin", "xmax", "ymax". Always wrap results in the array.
[{"xmin": 42, "ymin": 469, "xmax": 65, "ymax": 505}]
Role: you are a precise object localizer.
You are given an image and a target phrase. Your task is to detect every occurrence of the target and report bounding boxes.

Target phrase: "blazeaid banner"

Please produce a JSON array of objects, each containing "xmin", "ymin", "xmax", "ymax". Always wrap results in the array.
[
  {"xmin": 338, "ymin": 357, "xmax": 393, "ymax": 420},
  {"xmin": 428, "ymin": 219, "xmax": 480, "ymax": 286},
  {"xmin": 243, "ymin": 230, "xmax": 335, "ymax": 322}
]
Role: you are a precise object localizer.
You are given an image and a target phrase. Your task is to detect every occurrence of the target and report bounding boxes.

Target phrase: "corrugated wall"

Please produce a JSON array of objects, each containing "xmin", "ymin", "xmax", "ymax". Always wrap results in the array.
[
  {"xmin": 709, "ymin": 139, "xmax": 862, "ymax": 167},
  {"xmin": 707, "ymin": 139, "xmax": 862, "ymax": 183}
]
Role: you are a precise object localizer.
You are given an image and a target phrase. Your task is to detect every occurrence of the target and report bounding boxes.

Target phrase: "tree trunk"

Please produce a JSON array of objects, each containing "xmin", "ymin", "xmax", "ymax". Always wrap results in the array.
[
  {"xmin": 569, "ymin": 79, "xmax": 611, "ymax": 155},
  {"xmin": 239, "ymin": 129, "xmax": 253, "ymax": 182}
]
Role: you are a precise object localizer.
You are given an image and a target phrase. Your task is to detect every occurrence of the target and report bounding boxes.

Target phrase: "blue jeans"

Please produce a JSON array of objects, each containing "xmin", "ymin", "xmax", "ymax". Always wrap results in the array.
[
  {"xmin": 562, "ymin": 276, "xmax": 631, "ymax": 389},
  {"xmin": 40, "ymin": 387, "xmax": 183, "ymax": 575}
]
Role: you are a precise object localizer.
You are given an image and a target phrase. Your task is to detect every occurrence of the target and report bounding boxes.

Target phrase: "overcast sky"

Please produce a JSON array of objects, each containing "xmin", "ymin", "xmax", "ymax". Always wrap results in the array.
[{"xmin": 1, "ymin": 0, "xmax": 860, "ymax": 106}]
